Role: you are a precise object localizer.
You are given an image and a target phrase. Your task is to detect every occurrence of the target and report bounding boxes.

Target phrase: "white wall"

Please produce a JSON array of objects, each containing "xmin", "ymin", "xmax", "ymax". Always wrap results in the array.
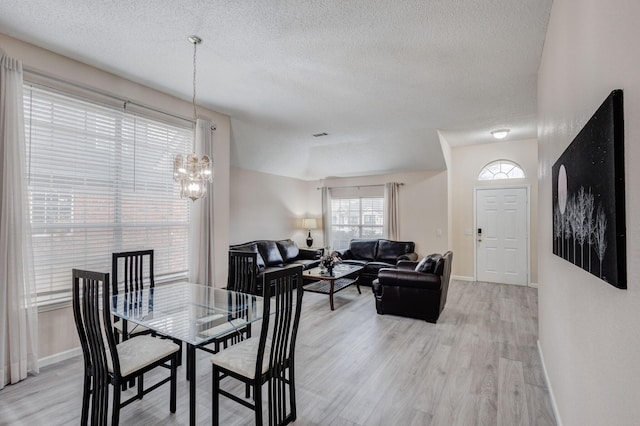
[
  {"xmin": 538, "ymin": 1, "xmax": 640, "ymax": 425},
  {"xmin": 0, "ymin": 33, "xmax": 231, "ymax": 360},
  {"xmin": 229, "ymin": 167, "xmax": 317, "ymax": 246},
  {"xmin": 450, "ymin": 139, "xmax": 539, "ymax": 282}
]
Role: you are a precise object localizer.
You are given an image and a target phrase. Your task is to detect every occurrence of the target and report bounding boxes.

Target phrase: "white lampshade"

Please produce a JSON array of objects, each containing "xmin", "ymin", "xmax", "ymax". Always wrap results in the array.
[{"xmin": 302, "ymin": 218, "xmax": 318, "ymax": 229}]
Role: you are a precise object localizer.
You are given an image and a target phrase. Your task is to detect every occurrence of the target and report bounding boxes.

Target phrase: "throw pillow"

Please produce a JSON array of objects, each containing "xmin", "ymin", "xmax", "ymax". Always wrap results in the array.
[{"xmin": 415, "ymin": 256, "xmax": 435, "ymax": 273}]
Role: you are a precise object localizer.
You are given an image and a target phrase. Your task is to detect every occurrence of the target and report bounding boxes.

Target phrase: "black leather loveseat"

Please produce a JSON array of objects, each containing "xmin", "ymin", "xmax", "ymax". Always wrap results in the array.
[
  {"xmin": 229, "ymin": 239, "xmax": 321, "ymax": 293},
  {"xmin": 338, "ymin": 239, "xmax": 418, "ymax": 286},
  {"xmin": 372, "ymin": 251, "xmax": 453, "ymax": 323}
]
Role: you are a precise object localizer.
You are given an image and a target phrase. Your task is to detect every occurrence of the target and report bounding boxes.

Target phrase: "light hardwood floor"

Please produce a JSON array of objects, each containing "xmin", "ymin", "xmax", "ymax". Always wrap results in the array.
[{"xmin": 0, "ymin": 280, "xmax": 556, "ymax": 425}]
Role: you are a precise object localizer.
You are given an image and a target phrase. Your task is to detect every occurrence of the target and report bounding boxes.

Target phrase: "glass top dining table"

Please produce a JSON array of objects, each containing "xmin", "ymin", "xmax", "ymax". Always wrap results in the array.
[{"xmin": 110, "ymin": 282, "xmax": 265, "ymax": 425}]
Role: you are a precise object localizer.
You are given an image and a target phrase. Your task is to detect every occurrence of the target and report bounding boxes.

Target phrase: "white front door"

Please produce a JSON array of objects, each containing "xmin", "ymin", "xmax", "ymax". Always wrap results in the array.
[{"xmin": 476, "ymin": 187, "xmax": 529, "ymax": 285}]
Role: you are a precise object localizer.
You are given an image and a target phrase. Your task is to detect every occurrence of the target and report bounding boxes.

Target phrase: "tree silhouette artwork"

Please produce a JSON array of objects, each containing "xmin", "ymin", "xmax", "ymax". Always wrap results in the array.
[
  {"xmin": 551, "ymin": 90, "xmax": 626, "ymax": 289},
  {"xmin": 594, "ymin": 206, "xmax": 607, "ymax": 279}
]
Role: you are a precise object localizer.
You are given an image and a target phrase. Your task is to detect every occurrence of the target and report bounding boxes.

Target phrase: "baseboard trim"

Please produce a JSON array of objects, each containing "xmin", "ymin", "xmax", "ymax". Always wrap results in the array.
[
  {"xmin": 529, "ymin": 282, "xmax": 539, "ymax": 288},
  {"xmin": 39, "ymin": 347, "xmax": 81, "ymax": 369},
  {"xmin": 451, "ymin": 275, "xmax": 474, "ymax": 281},
  {"xmin": 537, "ymin": 340, "xmax": 563, "ymax": 426}
]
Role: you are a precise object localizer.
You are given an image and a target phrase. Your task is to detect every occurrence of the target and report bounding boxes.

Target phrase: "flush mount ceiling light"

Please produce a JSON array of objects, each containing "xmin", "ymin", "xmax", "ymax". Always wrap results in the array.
[
  {"xmin": 173, "ymin": 35, "xmax": 213, "ymax": 201},
  {"xmin": 490, "ymin": 129, "xmax": 510, "ymax": 140}
]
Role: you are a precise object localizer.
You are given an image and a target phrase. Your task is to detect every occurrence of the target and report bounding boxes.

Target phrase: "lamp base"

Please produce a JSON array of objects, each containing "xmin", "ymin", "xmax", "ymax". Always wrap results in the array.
[{"xmin": 306, "ymin": 231, "xmax": 313, "ymax": 247}]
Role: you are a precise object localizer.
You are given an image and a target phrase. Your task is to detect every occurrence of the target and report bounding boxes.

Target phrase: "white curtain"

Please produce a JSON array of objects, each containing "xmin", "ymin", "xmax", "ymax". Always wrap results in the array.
[
  {"xmin": 321, "ymin": 186, "xmax": 331, "ymax": 250},
  {"xmin": 0, "ymin": 54, "xmax": 39, "ymax": 389},
  {"xmin": 384, "ymin": 182, "xmax": 400, "ymax": 240},
  {"xmin": 188, "ymin": 118, "xmax": 215, "ymax": 285}
]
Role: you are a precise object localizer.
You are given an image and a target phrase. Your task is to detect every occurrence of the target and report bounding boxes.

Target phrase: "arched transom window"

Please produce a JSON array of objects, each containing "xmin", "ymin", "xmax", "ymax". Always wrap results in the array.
[{"xmin": 478, "ymin": 160, "xmax": 525, "ymax": 181}]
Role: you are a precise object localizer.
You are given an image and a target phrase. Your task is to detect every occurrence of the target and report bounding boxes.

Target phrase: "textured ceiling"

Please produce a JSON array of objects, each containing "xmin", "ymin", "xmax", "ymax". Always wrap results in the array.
[{"xmin": 0, "ymin": 0, "xmax": 552, "ymax": 181}]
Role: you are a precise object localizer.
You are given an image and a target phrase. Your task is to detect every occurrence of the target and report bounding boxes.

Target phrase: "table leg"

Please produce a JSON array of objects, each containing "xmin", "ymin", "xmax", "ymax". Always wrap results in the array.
[
  {"xmin": 329, "ymin": 280, "xmax": 335, "ymax": 311},
  {"xmin": 187, "ymin": 343, "xmax": 196, "ymax": 426}
]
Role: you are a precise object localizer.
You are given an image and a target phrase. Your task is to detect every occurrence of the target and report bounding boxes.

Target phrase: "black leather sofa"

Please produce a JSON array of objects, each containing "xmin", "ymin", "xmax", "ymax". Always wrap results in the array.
[
  {"xmin": 338, "ymin": 239, "xmax": 418, "ymax": 286},
  {"xmin": 229, "ymin": 239, "xmax": 321, "ymax": 292},
  {"xmin": 372, "ymin": 251, "xmax": 453, "ymax": 323}
]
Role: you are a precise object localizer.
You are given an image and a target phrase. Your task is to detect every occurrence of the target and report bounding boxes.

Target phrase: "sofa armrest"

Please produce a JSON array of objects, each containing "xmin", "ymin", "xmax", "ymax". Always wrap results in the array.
[
  {"xmin": 377, "ymin": 268, "xmax": 442, "ymax": 290},
  {"xmin": 396, "ymin": 260, "xmax": 418, "ymax": 270},
  {"xmin": 372, "ymin": 278, "xmax": 383, "ymax": 296},
  {"xmin": 397, "ymin": 252, "xmax": 418, "ymax": 262}
]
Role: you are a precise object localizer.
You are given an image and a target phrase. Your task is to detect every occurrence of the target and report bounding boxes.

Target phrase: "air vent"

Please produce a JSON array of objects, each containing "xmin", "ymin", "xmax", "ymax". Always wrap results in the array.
[{"xmin": 312, "ymin": 132, "xmax": 328, "ymax": 137}]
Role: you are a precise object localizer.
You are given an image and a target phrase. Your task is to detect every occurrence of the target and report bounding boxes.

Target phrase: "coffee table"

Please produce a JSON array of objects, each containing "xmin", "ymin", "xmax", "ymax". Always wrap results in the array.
[{"xmin": 302, "ymin": 263, "xmax": 363, "ymax": 310}]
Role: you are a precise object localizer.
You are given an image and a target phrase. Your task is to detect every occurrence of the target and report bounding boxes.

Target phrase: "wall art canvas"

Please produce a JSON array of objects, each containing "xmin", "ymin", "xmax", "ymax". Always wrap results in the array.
[{"xmin": 552, "ymin": 90, "xmax": 626, "ymax": 289}]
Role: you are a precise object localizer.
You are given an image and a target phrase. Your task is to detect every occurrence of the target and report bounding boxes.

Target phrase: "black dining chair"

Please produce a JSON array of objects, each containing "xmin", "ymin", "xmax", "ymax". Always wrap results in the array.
[
  {"xmin": 72, "ymin": 269, "xmax": 179, "ymax": 425},
  {"xmin": 111, "ymin": 250, "xmax": 155, "ymax": 343},
  {"xmin": 227, "ymin": 250, "xmax": 259, "ymax": 294},
  {"xmin": 212, "ymin": 250, "xmax": 260, "ymax": 350},
  {"xmin": 112, "ymin": 250, "xmax": 182, "ymax": 369},
  {"xmin": 198, "ymin": 250, "xmax": 260, "ymax": 356},
  {"xmin": 190, "ymin": 250, "xmax": 260, "ymax": 399},
  {"xmin": 210, "ymin": 265, "xmax": 304, "ymax": 426}
]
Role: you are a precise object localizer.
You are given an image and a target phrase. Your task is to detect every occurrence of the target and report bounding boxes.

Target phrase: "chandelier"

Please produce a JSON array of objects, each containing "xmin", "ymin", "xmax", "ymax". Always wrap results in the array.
[{"xmin": 173, "ymin": 35, "xmax": 213, "ymax": 201}]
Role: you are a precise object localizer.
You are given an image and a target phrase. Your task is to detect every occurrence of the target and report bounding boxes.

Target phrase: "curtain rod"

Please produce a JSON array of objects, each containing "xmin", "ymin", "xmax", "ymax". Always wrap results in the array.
[
  {"xmin": 23, "ymin": 67, "xmax": 216, "ymax": 129},
  {"xmin": 316, "ymin": 183, "xmax": 404, "ymax": 190}
]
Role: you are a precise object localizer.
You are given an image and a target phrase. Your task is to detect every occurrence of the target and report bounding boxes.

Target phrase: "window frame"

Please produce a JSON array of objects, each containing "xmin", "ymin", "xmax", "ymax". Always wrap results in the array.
[{"xmin": 478, "ymin": 159, "xmax": 526, "ymax": 181}]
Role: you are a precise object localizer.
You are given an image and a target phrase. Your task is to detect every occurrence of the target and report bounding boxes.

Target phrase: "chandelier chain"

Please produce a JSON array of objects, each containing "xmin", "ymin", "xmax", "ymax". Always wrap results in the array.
[{"xmin": 192, "ymin": 39, "xmax": 197, "ymax": 126}]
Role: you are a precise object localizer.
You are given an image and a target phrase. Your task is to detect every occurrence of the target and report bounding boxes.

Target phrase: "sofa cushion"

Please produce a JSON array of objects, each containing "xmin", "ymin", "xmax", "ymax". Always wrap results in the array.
[
  {"xmin": 257, "ymin": 240, "xmax": 285, "ymax": 267},
  {"xmin": 342, "ymin": 259, "xmax": 368, "ymax": 267},
  {"xmin": 290, "ymin": 258, "xmax": 321, "ymax": 269},
  {"xmin": 231, "ymin": 243, "xmax": 266, "ymax": 270},
  {"xmin": 276, "ymin": 239, "xmax": 300, "ymax": 262},
  {"xmin": 349, "ymin": 239, "xmax": 378, "ymax": 260},
  {"xmin": 376, "ymin": 239, "xmax": 415, "ymax": 262},
  {"xmin": 363, "ymin": 261, "xmax": 395, "ymax": 276}
]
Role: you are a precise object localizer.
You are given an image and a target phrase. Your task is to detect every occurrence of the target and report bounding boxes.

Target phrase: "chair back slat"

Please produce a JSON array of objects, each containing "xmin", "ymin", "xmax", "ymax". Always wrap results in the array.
[
  {"xmin": 257, "ymin": 266, "xmax": 304, "ymax": 425},
  {"xmin": 228, "ymin": 250, "xmax": 258, "ymax": 294},
  {"xmin": 72, "ymin": 269, "xmax": 121, "ymax": 424},
  {"xmin": 112, "ymin": 250, "xmax": 155, "ymax": 295}
]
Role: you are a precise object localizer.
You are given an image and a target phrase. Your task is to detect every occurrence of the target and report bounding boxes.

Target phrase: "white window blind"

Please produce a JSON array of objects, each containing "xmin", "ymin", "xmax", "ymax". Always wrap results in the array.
[
  {"xmin": 330, "ymin": 197, "xmax": 384, "ymax": 250},
  {"xmin": 23, "ymin": 84, "xmax": 192, "ymax": 306}
]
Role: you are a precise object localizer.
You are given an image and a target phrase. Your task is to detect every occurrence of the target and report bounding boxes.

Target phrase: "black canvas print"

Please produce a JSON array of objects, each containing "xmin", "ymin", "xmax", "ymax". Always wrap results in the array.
[{"xmin": 552, "ymin": 90, "xmax": 626, "ymax": 289}]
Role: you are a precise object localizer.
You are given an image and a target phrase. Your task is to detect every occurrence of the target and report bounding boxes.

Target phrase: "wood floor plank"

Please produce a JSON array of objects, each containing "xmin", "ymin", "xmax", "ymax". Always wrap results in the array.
[
  {"xmin": 497, "ymin": 357, "xmax": 530, "ymax": 426},
  {"xmin": 0, "ymin": 280, "xmax": 556, "ymax": 425}
]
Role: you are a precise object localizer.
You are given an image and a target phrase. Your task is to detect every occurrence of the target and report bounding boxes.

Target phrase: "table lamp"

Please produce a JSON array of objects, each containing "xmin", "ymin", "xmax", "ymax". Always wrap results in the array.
[{"xmin": 302, "ymin": 218, "xmax": 318, "ymax": 247}]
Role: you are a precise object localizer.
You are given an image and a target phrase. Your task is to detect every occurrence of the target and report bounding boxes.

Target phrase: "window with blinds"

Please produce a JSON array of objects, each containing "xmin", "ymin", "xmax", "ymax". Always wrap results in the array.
[
  {"xmin": 23, "ymin": 84, "xmax": 192, "ymax": 307},
  {"xmin": 330, "ymin": 197, "xmax": 384, "ymax": 250}
]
